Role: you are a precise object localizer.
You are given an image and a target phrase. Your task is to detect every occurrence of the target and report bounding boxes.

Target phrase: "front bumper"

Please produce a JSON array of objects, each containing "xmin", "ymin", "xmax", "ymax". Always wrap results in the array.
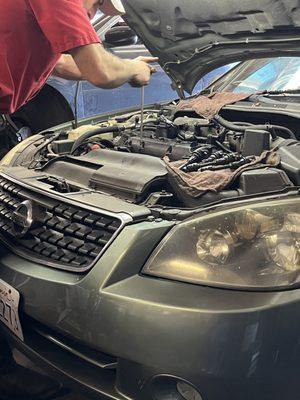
[{"xmin": 1, "ymin": 221, "xmax": 300, "ymax": 400}]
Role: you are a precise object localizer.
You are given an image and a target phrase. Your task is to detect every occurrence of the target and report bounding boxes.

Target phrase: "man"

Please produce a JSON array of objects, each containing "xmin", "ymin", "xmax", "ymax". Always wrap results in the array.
[
  {"xmin": 0, "ymin": 0, "xmax": 156, "ymax": 114},
  {"xmin": 0, "ymin": 0, "xmax": 156, "ymax": 156}
]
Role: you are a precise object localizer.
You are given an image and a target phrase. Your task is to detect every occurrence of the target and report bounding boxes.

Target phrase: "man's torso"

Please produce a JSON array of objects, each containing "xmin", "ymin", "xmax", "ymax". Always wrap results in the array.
[{"xmin": 0, "ymin": 0, "xmax": 60, "ymax": 114}]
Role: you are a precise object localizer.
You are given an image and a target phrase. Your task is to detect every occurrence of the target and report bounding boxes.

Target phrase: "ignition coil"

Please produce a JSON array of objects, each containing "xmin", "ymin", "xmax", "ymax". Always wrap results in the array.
[
  {"xmin": 197, "ymin": 153, "xmax": 242, "ymax": 169},
  {"xmin": 180, "ymin": 150, "xmax": 225, "ymax": 173},
  {"xmin": 199, "ymin": 156, "xmax": 255, "ymax": 171},
  {"xmin": 196, "ymin": 151, "xmax": 225, "ymax": 166},
  {"xmin": 180, "ymin": 145, "xmax": 213, "ymax": 172}
]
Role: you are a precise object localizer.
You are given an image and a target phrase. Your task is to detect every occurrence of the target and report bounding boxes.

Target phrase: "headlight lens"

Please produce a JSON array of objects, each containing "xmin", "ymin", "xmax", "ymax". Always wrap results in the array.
[{"xmin": 143, "ymin": 198, "xmax": 300, "ymax": 290}]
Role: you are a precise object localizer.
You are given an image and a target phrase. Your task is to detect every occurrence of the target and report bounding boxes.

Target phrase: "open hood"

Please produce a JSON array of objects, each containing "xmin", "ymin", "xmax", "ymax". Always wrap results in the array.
[{"xmin": 122, "ymin": 0, "xmax": 300, "ymax": 95}]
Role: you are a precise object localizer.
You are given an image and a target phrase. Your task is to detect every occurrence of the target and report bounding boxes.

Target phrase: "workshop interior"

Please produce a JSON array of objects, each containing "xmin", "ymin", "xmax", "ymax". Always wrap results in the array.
[{"xmin": 1, "ymin": 1, "xmax": 300, "ymax": 400}]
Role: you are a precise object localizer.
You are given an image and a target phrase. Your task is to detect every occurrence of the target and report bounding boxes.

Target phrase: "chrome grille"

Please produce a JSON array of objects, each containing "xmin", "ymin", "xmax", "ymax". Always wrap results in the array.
[{"xmin": 0, "ymin": 176, "xmax": 123, "ymax": 272}]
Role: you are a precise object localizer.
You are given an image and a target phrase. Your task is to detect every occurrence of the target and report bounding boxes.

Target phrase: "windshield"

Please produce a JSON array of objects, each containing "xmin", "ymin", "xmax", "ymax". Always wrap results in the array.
[{"xmin": 212, "ymin": 57, "xmax": 300, "ymax": 94}]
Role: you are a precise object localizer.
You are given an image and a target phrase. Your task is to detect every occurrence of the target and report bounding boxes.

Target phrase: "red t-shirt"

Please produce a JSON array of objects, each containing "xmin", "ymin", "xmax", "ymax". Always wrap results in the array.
[{"xmin": 0, "ymin": 0, "xmax": 100, "ymax": 114}]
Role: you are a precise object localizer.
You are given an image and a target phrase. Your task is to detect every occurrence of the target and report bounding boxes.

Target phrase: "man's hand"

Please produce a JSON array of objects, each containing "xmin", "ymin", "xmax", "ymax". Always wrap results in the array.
[{"xmin": 129, "ymin": 56, "xmax": 158, "ymax": 87}]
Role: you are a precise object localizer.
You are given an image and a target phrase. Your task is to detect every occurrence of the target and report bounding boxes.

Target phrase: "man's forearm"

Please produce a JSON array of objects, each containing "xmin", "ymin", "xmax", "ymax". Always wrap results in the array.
[
  {"xmin": 53, "ymin": 55, "xmax": 83, "ymax": 81},
  {"xmin": 91, "ymin": 52, "xmax": 138, "ymax": 89},
  {"xmin": 70, "ymin": 44, "xmax": 146, "ymax": 88}
]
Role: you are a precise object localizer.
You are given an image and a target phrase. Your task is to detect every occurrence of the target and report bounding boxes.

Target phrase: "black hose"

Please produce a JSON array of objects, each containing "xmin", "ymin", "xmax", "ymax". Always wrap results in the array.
[
  {"xmin": 71, "ymin": 125, "xmax": 125, "ymax": 155},
  {"xmin": 234, "ymin": 121, "xmax": 253, "ymax": 126},
  {"xmin": 271, "ymin": 125, "xmax": 296, "ymax": 140},
  {"xmin": 213, "ymin": 114, "xmax": 296, "ymax": 140},
  {"xmin": 213, "ymin": 115, "xmax": 249, "ymax": 132},
  {"xmin": 215, "ymin": 140, "xmax": 232, "ymax": 153},
  {"xmin": 28, "ymin": 131, "xmax": 61, "ymax": 169}
]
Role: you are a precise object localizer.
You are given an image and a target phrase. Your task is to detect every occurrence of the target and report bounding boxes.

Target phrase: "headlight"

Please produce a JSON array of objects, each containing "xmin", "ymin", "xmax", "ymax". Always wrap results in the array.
[{"xmin": 142, "ymin": 198, "xmax": 300, "ymax": 290}]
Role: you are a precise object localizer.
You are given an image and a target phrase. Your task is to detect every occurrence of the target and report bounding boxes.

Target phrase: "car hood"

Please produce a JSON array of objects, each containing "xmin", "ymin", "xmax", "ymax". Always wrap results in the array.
[{"xmin": 122, "ymin": 0, "xmax": 300, "ymax": 95}]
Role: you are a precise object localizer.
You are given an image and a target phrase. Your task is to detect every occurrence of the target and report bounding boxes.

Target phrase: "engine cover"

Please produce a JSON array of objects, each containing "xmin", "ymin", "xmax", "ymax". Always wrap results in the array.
[{"xmin": 88, "ymin": 149, "xmax": 168, "ymax": 201}]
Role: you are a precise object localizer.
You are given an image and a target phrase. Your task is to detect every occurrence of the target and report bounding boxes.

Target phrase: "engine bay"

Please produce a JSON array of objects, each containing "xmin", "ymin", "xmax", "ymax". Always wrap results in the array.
[{"xmin": 16, "ymin": 103, "xmax": 300, "ymax": 210}]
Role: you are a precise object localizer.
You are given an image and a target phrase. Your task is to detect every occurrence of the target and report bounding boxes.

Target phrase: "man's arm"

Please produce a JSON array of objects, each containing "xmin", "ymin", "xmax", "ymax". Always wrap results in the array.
[
  {"xmin": 69, "ymin": 43, "xmax": 157, "ymax": 89},
  {"xmin": 53, "ymin": 55, "xmax": 83, "ymax": 80}
]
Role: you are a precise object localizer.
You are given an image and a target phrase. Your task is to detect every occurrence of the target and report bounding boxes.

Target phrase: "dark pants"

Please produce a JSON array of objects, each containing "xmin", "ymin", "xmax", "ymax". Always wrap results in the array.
[{"xmin": 0, "ymin": 124, "xmax": 19, "ymax": 160}]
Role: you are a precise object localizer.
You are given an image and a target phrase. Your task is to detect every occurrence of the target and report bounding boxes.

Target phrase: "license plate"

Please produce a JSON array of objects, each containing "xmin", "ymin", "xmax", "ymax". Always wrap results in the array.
[{"xmin": 0, "ymin": 279, "xmax": 24, "ymax": 341}]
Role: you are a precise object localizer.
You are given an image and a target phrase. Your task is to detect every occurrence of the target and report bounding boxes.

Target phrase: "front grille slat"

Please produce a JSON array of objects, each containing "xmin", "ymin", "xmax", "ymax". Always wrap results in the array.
[{"xmin": 0, "ymin": 176, "xmax": 123, "ymax": 272}]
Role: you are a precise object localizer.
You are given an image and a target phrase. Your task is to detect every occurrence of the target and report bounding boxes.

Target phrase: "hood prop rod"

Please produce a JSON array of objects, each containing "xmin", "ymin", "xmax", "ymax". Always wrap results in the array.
[{"xmin": 140, "ymin": 86, "xmax": 145, "ymax": 138}]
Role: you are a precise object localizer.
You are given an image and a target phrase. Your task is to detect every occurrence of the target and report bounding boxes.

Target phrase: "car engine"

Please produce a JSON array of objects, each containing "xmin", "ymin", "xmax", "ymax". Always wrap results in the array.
[{"xmin": 8, "ymin": 105, "xmax": 300, "ymax": 210}]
